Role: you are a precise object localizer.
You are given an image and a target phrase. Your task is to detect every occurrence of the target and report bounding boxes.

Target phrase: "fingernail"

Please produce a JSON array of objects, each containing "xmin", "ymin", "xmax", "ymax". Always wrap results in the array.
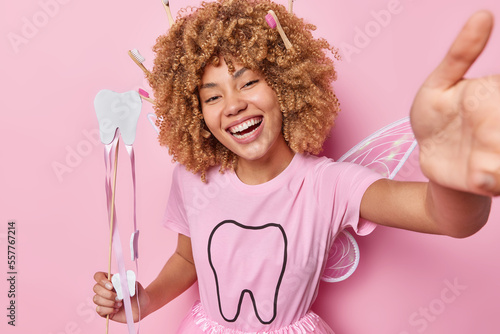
[
  {"xmin": 105, "ymin": 282, "xmax": 113, "ymax": 290},
  {"xmin": 115, "ymin": 296, "xmax": 123, "ymax": 302},
  {"xmin": 116, "ymin": 302, "xmax": 122, "ymax": 308}
]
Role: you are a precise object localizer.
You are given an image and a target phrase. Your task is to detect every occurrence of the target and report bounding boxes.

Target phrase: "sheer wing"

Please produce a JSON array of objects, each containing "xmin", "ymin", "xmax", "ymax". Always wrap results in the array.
[
  {"xmin": 321, "ymin": 230, "xmax": 360, "ymax": 283},
  {"xmin": 321, "ymin": 117, "xmax": 417, "ymax": 282},
  {"xmin": 337, "ymin": 117, "xmax": 417, "ymax": 177},
  {"xmin": 147, "ymin": 113, "xmax": 160, "ymax": 134}
]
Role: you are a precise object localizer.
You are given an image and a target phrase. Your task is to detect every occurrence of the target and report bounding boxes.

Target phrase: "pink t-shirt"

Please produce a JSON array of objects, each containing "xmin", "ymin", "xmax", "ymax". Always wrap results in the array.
[{"xmin": 164, "ymin": 153, "xmax": 383, "ymax": 333}]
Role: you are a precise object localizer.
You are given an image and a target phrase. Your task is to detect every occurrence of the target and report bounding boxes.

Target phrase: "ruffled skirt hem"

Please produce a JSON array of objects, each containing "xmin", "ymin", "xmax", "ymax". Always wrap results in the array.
[{"xmin": 175, "ymin": 301, "xmax": 335, "ymax": 334}]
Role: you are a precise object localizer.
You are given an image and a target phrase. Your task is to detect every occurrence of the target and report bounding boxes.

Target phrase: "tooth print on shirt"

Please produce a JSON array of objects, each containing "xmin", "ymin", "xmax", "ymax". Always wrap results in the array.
[
  {"xmin": 163, "ymin": 153, "xmax": 383, "ymax": 332},
  {"xmin": 208, "ymin": 220, "xmax": 288, "ymax": 324}
]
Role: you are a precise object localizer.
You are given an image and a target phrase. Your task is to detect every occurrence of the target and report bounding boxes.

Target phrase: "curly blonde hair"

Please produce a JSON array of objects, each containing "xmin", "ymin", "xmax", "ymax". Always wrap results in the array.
[{"xmin": 148, "ymin": 0, "xmax": 339, "ymax": 180}]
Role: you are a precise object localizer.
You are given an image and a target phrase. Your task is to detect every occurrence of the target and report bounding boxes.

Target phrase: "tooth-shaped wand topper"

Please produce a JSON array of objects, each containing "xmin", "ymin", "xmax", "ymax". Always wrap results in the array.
[{"xmin": 94, "ymin": 90, "xmax": 142, "ymax": 145}]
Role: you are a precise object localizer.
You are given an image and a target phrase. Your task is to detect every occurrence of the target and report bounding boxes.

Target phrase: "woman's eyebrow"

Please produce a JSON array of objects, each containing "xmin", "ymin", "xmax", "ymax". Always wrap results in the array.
[
  {"xmin": 199, "ymin": 68, "xmax": 249, "ymax": 90},
  {"xmin": 233, "ymin": 67, "xmax": 248, "ymax": 79},
  {"xmin": 200, "ymin": 82, "xmax": 217, "ymax": 89}
]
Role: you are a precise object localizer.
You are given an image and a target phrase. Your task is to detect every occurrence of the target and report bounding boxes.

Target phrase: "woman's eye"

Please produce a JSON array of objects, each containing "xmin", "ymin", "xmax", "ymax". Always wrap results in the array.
[
  {"xmin": 242, "ymin": 80, "xmax": 259, "ymax": 88},
  {"xmin": 204, "ymin": 96, "xmax": 220, "ymax": 103}
]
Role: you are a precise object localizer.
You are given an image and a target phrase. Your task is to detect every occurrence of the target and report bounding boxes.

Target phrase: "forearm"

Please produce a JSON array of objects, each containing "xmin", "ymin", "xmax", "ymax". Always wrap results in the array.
[
  {"xmin": 362, "ymin": 179, "xmax": 492, "ymax": 236},
  {"xmin": 426, "ymin": 181, "xmax": 492, "ymax": 238},
  {"xmin": 142, "ymin": 251, "xmax": 197, "ymax": 318},
  {"xmin": 141, "ymin": 233, "xmax": 197, "ymax": 318}
]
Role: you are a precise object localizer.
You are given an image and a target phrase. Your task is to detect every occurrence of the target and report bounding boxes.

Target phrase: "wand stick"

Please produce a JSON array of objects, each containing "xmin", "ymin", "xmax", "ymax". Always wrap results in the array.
[{"xmin": 106, "ymin": 139, "xmax": 120, "ymax": 334}]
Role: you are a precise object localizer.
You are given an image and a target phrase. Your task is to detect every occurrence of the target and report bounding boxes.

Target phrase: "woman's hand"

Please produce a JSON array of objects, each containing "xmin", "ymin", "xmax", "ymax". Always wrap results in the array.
[
  {"xmin": 411, "ymin": 10, "xmax": 500, "ymax": 196},
  {"xmin": 91, "ymin": 235, "xmax": 197, "ymax": 323},
  {"xmin": 92, "ymin": 271, "xmax": 150, "ymax": 323}
]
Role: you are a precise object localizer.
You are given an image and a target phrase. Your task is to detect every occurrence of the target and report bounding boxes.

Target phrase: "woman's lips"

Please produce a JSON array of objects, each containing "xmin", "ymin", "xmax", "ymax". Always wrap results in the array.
[{"xmin": 226, "ymin": 116, "xmax": 264, "ymax": 143}]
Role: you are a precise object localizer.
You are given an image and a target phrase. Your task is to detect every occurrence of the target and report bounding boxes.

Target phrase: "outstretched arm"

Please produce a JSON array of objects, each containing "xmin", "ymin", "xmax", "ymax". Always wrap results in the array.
[
  {"xmin": 361, "ymin": 179, "xmax": 491, "ymax": 238},
  {"xmin": 361, "ymin": 11, "xmax": 497, "ymax": 237}
]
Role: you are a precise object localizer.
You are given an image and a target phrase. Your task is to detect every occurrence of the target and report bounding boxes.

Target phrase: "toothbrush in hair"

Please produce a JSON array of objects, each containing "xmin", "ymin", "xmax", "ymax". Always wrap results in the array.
[
  {"xmin": 265, "ymin": 10, "xmax": 293, "ymax": 50},
  {"xmin": 138, "ymin": 88, "xmax": 155, "ymax": 104},
  {"xmin": 128, "ymin": 49, "xmax": 150, "ymax": 75},
  {"xmin": 161, "ymin": 0, "xmax": 175, "ymax": 27}
]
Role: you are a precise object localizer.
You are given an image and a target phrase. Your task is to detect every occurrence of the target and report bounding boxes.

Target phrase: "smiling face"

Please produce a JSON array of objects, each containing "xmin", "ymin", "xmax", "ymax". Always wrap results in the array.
[{"xmin": 199, "ymin": 59, "xmax": 292, "ymax": 168}]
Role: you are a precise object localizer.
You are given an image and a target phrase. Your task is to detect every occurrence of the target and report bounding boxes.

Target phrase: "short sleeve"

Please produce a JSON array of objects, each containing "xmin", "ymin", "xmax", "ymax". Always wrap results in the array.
[
  {"xmin": 318, "ymin": 161, "xmax": 384, "ymax": 237},
  {"xmin": 162, "ymin": 164, "xmax": 191, "ymax": 237}
]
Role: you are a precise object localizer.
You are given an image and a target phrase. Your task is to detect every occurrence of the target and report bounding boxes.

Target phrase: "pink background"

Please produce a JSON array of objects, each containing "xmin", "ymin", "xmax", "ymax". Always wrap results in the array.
[{"xmin": 1, "ymin": 0, "xmax": 499, "ymax": 333}]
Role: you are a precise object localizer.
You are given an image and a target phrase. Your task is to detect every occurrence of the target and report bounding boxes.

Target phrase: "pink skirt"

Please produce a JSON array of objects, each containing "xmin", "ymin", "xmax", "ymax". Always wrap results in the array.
[{"xmin": 175, "ymin": 301, "xmax": 335, "ymax": 334}]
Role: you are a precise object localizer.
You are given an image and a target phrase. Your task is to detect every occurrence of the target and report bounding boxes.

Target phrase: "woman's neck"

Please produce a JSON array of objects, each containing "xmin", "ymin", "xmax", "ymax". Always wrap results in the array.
[{"xmin": 235, "ymin": 138, "xmax": 294, "ymax": 185}]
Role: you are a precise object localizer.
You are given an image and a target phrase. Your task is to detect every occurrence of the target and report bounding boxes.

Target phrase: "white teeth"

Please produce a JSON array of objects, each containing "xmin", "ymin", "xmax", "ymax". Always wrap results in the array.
[
  {"xmin": 233, "ymin": 130, "xmax": 254, "ymax": 139},
  {"xmin": 228, "ymin": 117, "xmax": 262, "ymax": 138}
]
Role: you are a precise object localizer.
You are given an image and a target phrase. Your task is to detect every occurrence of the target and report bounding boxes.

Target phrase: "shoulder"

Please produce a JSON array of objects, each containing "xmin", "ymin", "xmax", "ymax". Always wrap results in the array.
[
  {"xmin": 297, "ymin": 153, "xmax": 333, "ymax": 172},
  {"xmin": 299, "ymin": 153, "xmax": 376, "ymax": 179},
  {"xmin": 172, "ymin": 163, "xmax": 231, "ymax": 188}
]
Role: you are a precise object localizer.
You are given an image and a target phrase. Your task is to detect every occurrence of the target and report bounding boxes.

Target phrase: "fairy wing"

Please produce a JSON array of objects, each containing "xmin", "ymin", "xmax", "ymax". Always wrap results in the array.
[
  {"xmin": 148, "ymin": 113, "xmax": 160, "ymax": 134},
  {"xmin": 321, "ymin": 117, "xmax": 417, "ymax": 283},
  {"xmin": 337, "ymin": 117, "xmax": 417, "ymax": 178}
]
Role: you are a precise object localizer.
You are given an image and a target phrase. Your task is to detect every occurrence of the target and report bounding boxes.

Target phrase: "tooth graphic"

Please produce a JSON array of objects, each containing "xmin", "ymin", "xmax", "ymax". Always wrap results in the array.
[
  {"xmin": 208, "ymin": 220, "xmax": 287, "ymax": 324},
  {"xmin": 94, "ymin": 89, "xmax": 142, "ymax": 145}
]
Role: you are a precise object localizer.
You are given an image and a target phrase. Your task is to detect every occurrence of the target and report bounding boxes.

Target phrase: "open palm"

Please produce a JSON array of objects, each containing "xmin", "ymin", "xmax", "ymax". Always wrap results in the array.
[{"xmin": 411, "ymin": 11, "xmax": 500, "ymax": 196}]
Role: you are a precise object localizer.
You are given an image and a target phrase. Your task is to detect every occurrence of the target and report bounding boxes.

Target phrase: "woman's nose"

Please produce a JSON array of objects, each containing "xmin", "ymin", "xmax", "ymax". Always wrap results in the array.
[{"xmin": 224, "ymin": 93, "xmax": 247, "ymax": 116}]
